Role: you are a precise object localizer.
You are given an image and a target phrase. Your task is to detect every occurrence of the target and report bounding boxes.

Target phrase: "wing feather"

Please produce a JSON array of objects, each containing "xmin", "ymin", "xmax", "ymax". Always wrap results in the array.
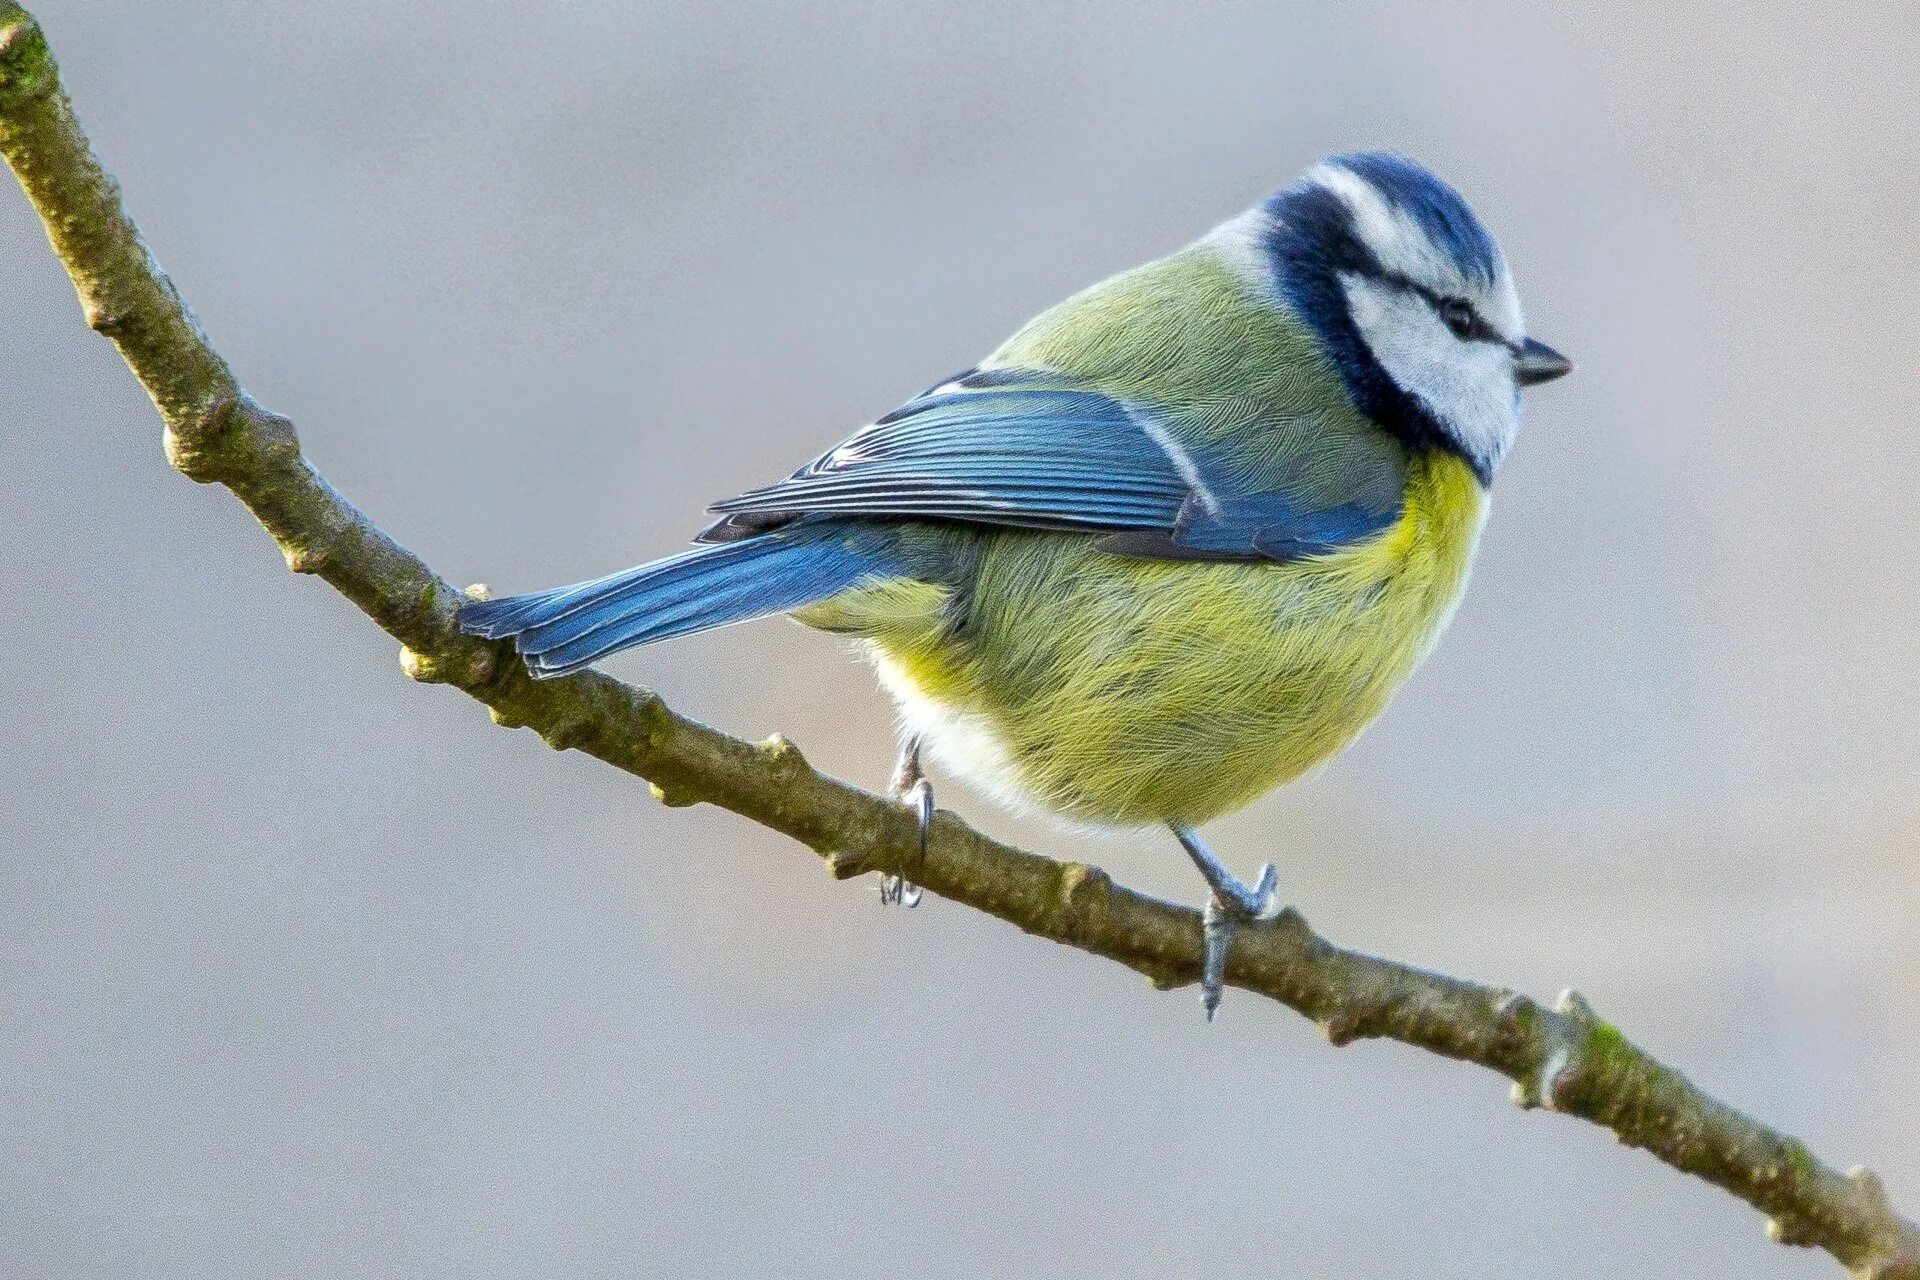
[
  {"xmin": 700, "ymin": 368, "xmax": 1407, "ymax": 562},
  {"xmin": 709, "ymin": 384, "xmax": 1189, "ymax": 532}
]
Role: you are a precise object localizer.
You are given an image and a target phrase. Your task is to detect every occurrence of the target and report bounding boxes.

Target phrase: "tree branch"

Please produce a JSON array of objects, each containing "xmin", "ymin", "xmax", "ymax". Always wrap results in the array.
[{"xmin": 2, "ymin": 8, "xmax": 1911, "ymax": 1275}]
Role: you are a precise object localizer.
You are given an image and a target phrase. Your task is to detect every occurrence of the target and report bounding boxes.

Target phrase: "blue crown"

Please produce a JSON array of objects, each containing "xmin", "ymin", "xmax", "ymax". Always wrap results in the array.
[
  {"xmin": 1323, "ymin": 151, "xmax": 1502, "ymax": 286},
  {"xmin": 1254, "ymin": 151, "xmax": 1505, "ymax": 479}
]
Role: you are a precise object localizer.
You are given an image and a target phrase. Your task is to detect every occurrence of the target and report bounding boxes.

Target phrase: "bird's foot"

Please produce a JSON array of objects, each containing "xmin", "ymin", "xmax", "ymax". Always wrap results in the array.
[
  {"xmin": 1199, "ymin": 871, "xmax": 1281, "ymax": 1021},
  {"xmin": 880, "ymin": 737, "xmax": 931, "ymax": 908},
  {"xmin": 1175, "ymin": 827, "xmax": 1283, "ymax": 1020}
]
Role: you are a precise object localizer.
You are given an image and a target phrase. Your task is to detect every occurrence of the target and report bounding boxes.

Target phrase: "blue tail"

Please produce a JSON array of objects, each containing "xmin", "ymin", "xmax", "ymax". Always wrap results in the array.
[{"xmin": 459, "ymin": 523, "xmax": 895, "ymax": 678}]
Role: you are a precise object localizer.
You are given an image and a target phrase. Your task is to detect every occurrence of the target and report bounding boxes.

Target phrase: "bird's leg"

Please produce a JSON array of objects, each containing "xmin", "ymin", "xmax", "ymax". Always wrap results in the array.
[
  {"xmin": 880, "ymin": 734, "xmax": 931, "ymax": 908},
  {"xmin": 1173, "ymin": 826, "xmax": 1282, "ymax": 1020}
]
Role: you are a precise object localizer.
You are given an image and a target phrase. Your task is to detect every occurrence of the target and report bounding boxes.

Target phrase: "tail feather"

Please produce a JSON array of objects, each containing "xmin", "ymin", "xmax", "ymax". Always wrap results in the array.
[
  {"xmin": 458, "ymin": 525, "xmax": 893, "ymax": 679},
  {"xmin": 460, "ymin": 560, "xmax": 664, "ymax": 640}
]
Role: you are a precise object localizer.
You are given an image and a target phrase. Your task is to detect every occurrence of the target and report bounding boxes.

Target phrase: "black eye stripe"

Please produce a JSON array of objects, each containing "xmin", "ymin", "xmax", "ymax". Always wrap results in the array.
[{"xmin": 1379, "ymin": 272, "xmax": 1507, "ymax": 346}]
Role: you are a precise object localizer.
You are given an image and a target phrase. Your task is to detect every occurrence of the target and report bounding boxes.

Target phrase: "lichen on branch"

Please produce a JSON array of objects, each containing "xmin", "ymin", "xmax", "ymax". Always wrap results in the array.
[{"xmin": 1, "ymin": 6, "xmax": 1913, "ymax": 1276}]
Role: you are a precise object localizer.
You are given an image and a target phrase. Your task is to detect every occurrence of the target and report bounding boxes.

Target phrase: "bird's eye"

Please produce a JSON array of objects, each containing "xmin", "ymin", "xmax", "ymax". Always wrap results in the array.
[{"xmin": 1437, "ymin": 296, "xmax": 1480, "ymax": 341}]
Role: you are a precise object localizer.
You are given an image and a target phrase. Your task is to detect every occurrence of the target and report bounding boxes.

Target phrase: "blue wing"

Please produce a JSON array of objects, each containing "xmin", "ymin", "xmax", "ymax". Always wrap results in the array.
[
  {"xmin": 707, "ymin": 370, "xmax": 1189, "ymax": 532},
  {"xmin": 698, "ymin": 368, "xmax": 1404, "ymax": 562}
]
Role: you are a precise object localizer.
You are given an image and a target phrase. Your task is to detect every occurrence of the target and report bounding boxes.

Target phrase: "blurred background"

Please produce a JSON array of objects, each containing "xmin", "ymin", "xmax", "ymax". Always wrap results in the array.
[{"xmin": 3, "ymin": 2, "xmax": 1916, "ymax": 1276}]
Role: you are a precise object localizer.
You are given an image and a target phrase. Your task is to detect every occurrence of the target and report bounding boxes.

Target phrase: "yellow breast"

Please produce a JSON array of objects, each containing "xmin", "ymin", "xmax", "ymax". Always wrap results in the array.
[{"xmin": 842, "ymin": 451, "xmax": 1489, "ymax": 828}]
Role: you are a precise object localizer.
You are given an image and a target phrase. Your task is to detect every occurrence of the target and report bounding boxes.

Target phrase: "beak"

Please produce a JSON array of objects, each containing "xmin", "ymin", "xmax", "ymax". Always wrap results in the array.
[{"xmin": 1514, "ymin": 337, "xmax": 1572, "ymax": 386}]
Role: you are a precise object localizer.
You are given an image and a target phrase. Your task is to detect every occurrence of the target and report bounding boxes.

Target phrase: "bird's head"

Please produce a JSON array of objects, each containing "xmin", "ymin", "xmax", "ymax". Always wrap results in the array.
[{"xmin": 1244, "ymin": 151, "xmax": 1569, "ymax": 483}]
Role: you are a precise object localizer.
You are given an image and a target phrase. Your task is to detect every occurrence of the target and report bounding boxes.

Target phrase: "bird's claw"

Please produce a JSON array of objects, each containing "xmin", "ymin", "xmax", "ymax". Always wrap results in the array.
[
  {"xmin": 1199, "ymin": 872, "xmax": 1282, "ymax": 1018},
  {"xmin": 1215, "ymin": 861, "xmax": 1280, "ymax": 920},
  {"xmin": 878, "ymin": 779, "xmax": 928, "ymax": 907},
  {"xmin": 1175, "ymin": 828, "xmax": 1287, "ymax": 1018},
  {"xmin": 1201, "ymin": 895, "xmax": 1233, "ymax": 1021},
  {"xmin": 880, "ymin": 743, "xmax": 931, "ymax": 908}
]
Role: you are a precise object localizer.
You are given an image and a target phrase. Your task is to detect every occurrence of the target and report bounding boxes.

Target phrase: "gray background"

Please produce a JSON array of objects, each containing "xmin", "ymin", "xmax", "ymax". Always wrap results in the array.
[{"xmin": 4, "ymin": 2, "xmax": 1917, "ymax": 1276}]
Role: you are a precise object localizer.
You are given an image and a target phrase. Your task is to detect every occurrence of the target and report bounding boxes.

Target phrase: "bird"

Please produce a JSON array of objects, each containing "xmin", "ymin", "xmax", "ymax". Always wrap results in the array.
[{"xmin": 459, "ymin": 151, "xmax": 1570, "ymax": 1016}]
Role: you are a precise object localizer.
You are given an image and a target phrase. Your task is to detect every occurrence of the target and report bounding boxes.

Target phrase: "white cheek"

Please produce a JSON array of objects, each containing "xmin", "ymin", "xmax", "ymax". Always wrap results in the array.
[{"xmin": 1340, "ymin": 274, "xmax": 1522, "ymax": 475}]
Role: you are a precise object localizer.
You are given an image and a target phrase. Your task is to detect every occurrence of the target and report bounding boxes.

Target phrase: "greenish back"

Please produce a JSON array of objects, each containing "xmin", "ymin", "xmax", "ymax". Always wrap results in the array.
[{"xmin": 986, "ymin": 246, "xmax": 1407, "ymax": 519}]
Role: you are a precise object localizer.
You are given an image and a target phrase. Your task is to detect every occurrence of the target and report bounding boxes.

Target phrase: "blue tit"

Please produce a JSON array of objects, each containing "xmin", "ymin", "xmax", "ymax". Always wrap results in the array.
[{"xmin": 461, "ymin": 151, "xmax": 1571, "ymax": 1015}]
